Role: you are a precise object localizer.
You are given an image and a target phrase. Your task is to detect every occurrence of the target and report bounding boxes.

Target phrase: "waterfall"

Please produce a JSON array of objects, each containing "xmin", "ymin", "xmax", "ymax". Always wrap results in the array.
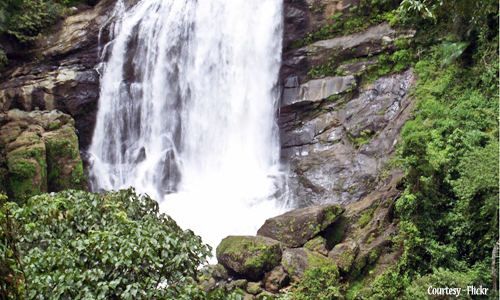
[{"xmin": 88, "ymin": 0, "xmax": 289, "ymax": 249}]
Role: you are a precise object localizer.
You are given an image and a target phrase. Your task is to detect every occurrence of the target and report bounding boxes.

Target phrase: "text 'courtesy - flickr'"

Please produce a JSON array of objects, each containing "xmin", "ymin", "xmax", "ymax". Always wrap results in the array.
[{"xmin": 428, "ymin": 285, "xmax": 490, "ymax": 297}]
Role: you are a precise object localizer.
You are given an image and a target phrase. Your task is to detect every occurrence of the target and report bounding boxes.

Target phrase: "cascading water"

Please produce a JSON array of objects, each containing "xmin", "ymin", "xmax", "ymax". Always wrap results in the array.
[{"xmin": 89, "ymin": 0, "xmax": 289, "ymax": 250}]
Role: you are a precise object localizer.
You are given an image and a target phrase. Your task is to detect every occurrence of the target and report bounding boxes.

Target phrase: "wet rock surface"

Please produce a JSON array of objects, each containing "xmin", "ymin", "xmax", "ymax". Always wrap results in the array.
[
  {"xmin": 257, "ymin": 204, "xmax": 344, "ymax": 248},
  {"xmin": 279, "ymin": 1, "xmax": 416, "ymax": 209},
  {"xmin": 280, "ymin": 69, "xmax": 415, "ymax": 207}
]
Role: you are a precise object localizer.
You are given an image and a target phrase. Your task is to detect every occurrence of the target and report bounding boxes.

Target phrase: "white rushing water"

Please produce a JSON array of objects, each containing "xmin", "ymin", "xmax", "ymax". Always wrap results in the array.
[{"xmin": 89, "ymin": 0, "xmax": 289, "ymax": 250}]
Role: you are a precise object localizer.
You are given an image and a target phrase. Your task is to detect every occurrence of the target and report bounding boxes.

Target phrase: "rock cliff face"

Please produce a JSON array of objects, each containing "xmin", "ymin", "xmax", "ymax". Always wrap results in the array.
[
  {"xmin": 0, "ymin": 0, "xmax": 117, "ymax": 149},
  {"xmin": 0, "ymin": 0, "xmax": 118, "ymax": 197},
  {"xmin": 279, "ymin": 0, "xmax": 415, "ymax": 207}
]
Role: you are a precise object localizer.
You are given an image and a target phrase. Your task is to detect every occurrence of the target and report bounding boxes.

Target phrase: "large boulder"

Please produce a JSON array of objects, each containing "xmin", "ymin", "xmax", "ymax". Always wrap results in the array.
[
  {"xmin": 216, "ymin": 236, "xmax": 282, "ymax": 281},
  {"xmin": 257, "ymin": 204, "xmax": 344, "ymax": 248},
  {"xmin": 0, "ymin": 109, "xmax": 87, "ymax": 198},
  {"xmin": 5, "ymin": 131, "xmax": 47, "ymax": 197}
]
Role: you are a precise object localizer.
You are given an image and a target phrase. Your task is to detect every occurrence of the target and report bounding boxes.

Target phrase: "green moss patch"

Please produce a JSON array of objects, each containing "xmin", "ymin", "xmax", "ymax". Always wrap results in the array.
[{"xmin": 216, "ymin": 236, "xmax": 282, "ymax": 280}]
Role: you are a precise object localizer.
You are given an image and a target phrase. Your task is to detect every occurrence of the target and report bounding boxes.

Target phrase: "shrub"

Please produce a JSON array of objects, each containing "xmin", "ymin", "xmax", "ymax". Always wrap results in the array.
[
  {"xmin": 279, "ymin": 265, "xmax": 343, "ymax": 300},
  {"xmin": 0, "ymin": 188, "xmax": 216, "ymax": 299}
]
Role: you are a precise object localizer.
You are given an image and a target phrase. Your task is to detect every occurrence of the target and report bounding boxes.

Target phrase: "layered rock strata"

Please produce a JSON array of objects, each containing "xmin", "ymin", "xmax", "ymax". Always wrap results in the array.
[
  {"xmin": 280, "ymin": 1, "xmax": 416, "ymax": 207},
  {"xmin": 0, "ymin": 0, "xmax": 117, "ymax": 149}
]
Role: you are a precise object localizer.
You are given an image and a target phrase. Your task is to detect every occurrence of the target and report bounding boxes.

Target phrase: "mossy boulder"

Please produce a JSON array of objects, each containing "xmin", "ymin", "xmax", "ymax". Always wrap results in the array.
[
  {"xmin": 281, "ymin": 248, "xmax": 337, "ymax": 280},
  {"xmin": 43, "ymin": 124, "xmax": 86, "ymax": 191},
  {"xmin": 7, "ymin": 142, "xmax": 47, "ymax": 198},
  {"xmin": 216, "ymin": 236, "xmax": 282, "ymax": 281},
  {"xmin": 208, "ymin": 263, "xmax": 229, "ymax": 281},
  {"xmin": 257, "ymin": 204, "xmax": 344, "ymax": 248},
  {"xmin": 226, "ymin": 279, "xmax": 248, "ymax": 292},
  {"xmin": 328, "ymin": 240, "xmax": 359, "ymax": 274},
  {"xmin": 243, "ymin": 294, "xmax": 256, "ymax": 300},
  {"xmin": 304, "ymin": 236, "xmax": 329, "ymax": 256},
  {"xmin": 0, "ymin": 109, "xmax": 87, "ymax": 198}
]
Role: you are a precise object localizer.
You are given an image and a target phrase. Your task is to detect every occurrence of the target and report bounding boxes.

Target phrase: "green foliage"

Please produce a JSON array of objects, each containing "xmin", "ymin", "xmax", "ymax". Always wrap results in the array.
[
  {"xmin": 49, "ymin": 121, "xmax": 60, "ymax": 131},
  {"xmin": 2, "ymin": 0, "xmax": 62, "ymax": 43},
  {"xmin": 362, "ymin": 2, "xmax": 499, "ymax": 298},
  {"xmin": 290, "ymin": 0, "xmax": 401, "ymax": 49},
  {"xmin": 358, "ymin": 207, "xmax": 375, "ymax": 228},
  {"xmin": 0, "ymin": 49, "xmax": 6, "ymax": 72},
  {"xmin": 0, "ymin": 0, "xmax": 91, "ymax": 71},
  {"xmin": 279, "ymin": 265, "xmax": 343, "ymax": 300},
  {"xmin": 395, "ymin": 40, "xmax": 499, "ymax": 266},
  {"xmin": 440, "ymin": 41, "xmax": 469, "ymax": 67},
  {"xmin": 348, "ymin": 129, "xmax": 376, "ymax": 149},
  {"xmin": 0, "ymin": 188, "xmax": 216, "ymax": 299},
  {"xmin": 401, "ymin": 266, "xmax": 492, "ymax": 300},
  {"xmin": 0, "ymin": 194, "xmax": 23, "ymax": 299},
  {"xmin": 363, "ymin": 48, "xmax": 414, "ymax": 82}
]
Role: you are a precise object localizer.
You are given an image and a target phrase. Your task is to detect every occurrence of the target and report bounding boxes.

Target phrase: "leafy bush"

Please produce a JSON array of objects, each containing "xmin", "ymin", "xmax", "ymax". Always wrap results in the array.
[
  {"xmin": 0, "ymin": 188, "xmax": 219, "ymax": 299},
  {"xmin": 401, "ymin": 266, "xmax": 495, "ymax": 300},
  {"xmin": 0, "ymin": 50, "xmax": 6, "ymax": 70},
  {"xmin": 1, "ymin": 0, "xmax": 63, "ymax": 43}
]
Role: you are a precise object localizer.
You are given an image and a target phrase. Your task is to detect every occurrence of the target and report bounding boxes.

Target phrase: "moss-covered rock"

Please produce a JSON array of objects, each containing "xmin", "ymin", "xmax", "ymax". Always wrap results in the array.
[
  {"xmin": 246, "ymin": 282, "xmax": 262, "ymax": 295},
  {"xmin": 328, "ymin": 240, "xmax": 359, "ymax": 274},
  {"xmin": 7, "ymin": 142, "xmax": 47, "ymax": 198},
  {"xmin": 281, "ymin": 248, "xmax": 336, "ymax": 280},
  {"xmin": 243, "ymin": 294, "xmax": 256, "ymax": 300},
  {"xmin": 257, "ymin": 204, "xmax": 344, "ymax": 248},
  {"xmin": 226, "ymin": 279, "xmax": 248, "ymax": 292},
  {"xmin": 200, "ymin": 277, "xmax": 217, "ymax": 292},
  {"xmin": 304, "ymin": 236, "xmax": 329, "ymax": 256},
  {"xmin": 0, "ymin": 109, "xmax": 87, "ymax": 198},
  {"xmin": 216, "ymin": 236, "xmax": 282, "ymax": 281},
  {"xmin": 208, "ymin": 263, "xmax": 229, "ymax": 281},
  {"xmin": 43, "ymin": 124, "xmax": 86, "ymax": 191}
]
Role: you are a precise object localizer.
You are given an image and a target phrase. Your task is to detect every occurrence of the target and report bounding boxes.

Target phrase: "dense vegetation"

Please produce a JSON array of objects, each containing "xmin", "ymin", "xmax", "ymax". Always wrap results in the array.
[
  {"xmin": 0, "ymin": 0, "xmax": 97, "ymax": 72},
  {"xmin": 281, "ymin": 0, "xmax": 499, "ymax": 299},
  {"xmin": 0, "ymin": 189, "xmax": 245, "ymax": 299},
  {"xmin": 353, "ymin": 0, "xmax": 499, "ymax": 299}
]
